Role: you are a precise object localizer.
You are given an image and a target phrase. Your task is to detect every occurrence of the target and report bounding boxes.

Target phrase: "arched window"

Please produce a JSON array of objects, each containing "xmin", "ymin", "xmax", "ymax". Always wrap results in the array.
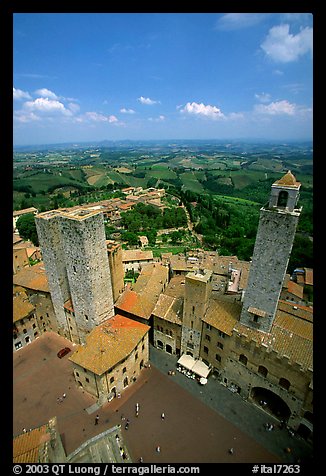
[
  {"xmin": 277, "ymin": 191, "xmax": 288, "ymax": 207},
  {"xmin": 258, "ymin": 365, "xmax": 268, "ymax": 378},
  {"xmin": 239, "ymin": 354, "xmax": 248, "ymax": 366},
  {"xmin": 279, "ymin": 377, "xmax": 290, "ymax": 390},
  {"xmin": 123, "ymin": 377, "xmax": 128, "ymax": 388}
]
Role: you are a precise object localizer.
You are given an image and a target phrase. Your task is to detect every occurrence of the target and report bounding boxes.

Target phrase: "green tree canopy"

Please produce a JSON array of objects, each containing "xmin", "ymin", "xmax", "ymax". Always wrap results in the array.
[{"xmin": 16, "ymin": 213, "xmax": 39, "ymax": 246}]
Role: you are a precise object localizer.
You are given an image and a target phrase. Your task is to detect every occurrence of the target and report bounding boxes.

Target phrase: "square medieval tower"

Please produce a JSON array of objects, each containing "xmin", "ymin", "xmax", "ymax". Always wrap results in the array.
[
  {"xmin": 35, "ymin": 208, "xmax": 114, "ymax": 343},
  {"xmin": 240, "ymin": 171, "xmax": 302, "ymax": 333}
]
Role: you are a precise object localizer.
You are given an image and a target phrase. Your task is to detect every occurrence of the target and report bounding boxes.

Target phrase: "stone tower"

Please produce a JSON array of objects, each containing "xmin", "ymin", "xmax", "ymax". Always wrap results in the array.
[
  {"xmin": 181, "ymin": 269, "xmax": 212, "ymax": 358},
  {"xmin": 240, "ymin": 171, "xmax": 301, "ymax": 333},
  {"xmin": 35, "ymin": 208, "xmax": 115, "ymax": 343}
]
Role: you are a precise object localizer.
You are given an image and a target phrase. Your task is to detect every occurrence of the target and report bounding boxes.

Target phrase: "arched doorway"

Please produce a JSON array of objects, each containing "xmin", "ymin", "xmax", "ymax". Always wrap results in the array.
[
  {"xmin": 166, "ymin": 344, "xmax": 173, "ymax": 354},
  {"xmin": 251, "ymin": 387, "xmax": 291, "ymax": 421},
  {"xmin": 157, "ymin": 340, "xmax": 163, "ymax": 350}
]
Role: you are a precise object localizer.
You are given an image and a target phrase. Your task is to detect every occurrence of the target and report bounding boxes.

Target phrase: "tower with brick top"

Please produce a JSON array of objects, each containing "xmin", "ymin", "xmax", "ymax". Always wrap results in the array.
[{"xmin": 240, "ymin": 171, "xmax": 302, "ymax": 333}]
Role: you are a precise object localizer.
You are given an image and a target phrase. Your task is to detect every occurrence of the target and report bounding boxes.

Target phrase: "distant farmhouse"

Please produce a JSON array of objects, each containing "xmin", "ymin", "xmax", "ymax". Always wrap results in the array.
[{"xmin": 13, "ymin": 175, "xmax": 313, "ymax": 441}]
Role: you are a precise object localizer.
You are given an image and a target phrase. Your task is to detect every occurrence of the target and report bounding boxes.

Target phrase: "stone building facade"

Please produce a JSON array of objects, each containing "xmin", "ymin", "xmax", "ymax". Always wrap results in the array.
[{"xmin": 69, "ymin": 315, "xmax": 150, "ymax": 400}]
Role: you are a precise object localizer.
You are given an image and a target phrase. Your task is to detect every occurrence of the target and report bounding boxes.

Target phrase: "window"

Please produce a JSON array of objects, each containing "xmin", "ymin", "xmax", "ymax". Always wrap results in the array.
[
  {"xmin": 23, "ymin": 329, "xmax": 27, "ymax": 334},
  {"xmin": 217, "ymin": 342, "xmax": 224, "ymax": 350},
  {"xmin": 205, "ymin": 334, "xmax": 211, "ymax": 342},
  {"xmin": 218, "ymin": 330, "xmax": 225, "ymax": 338},
  {"xmin": 110, "ymin": 376, "xmax": 114, "ymax": 384},
  {"xmin": 187, "ymin": 342, "xmax": 194, "ymax": 349},
  {"xmin": 258, "ymin": 365, "xmax": 268, "ymax": 378},
  {"xmin": 277, "ymin": 190, "xmax": 288, "ymax": 207},
  {"xmin": 239, "ymin": 354, "xmax": 247, "ymax": 366},
  {"xmin": 203, "ymin": 346, "xmax": 209, "ymax": 354},
  {"xmin": 135, "ymin": 352, "xmax": 138, "ymax": 361},
  {"xmin": 215, "ymin": 354, "xmax": 221, "ymax": 362},
  {"xmin": 123, "ymin": 367, "xmax": 127, "ymax": 373},
  {"xmin": 85, "ymin": 377, "xmax": 89, "ymax": 383},
  {"xmin": 279, "ymin": 378, "xmax": 290, "ymax": 390},
  {"xmin": 85, "ymin": 314, "xmax": 88, "ymax": 321},
  {"xmin": 206, "ymin": 323, "xmax": 211, "ymax": 330}
]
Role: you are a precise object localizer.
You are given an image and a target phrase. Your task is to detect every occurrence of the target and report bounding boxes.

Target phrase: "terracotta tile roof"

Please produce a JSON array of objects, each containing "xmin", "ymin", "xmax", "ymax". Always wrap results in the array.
[
  {"xmin": 13, "ymin": 293, "xmax": 35, "ymax": 323},
  {"xmin": 274, "ymin": 171, "xmax": 300, "ymax": 188},
  {"xmin": 203, "ymin": 298, "xmax": 241, "ymax": 336},
  {"xmin": 152, "ymin": 294, "xmax": 183, "ymax": 325},
  {"xmin": 69, "ymin": 314, "xmax": 150, "ymax": 375},
  {"xmin": 13, "ymin": 424, "xmax": 49, "ymax": 463},
  {"xmin": 115, "ymin": 289, "xmax": 154, "ymax": 319},
  {"xmin": 278, "ymin": 300, "xmax": 313, "ymax": 323},
  {"xmin": 287, "ymin": 281, "xmax": 304, "ymax": 299},
  {"xmin": 304, "ymin": 268, "xmax": 313, "ymax": 286},
  {"xmin": 234, "ymin": 301, "xmax": 313, "ymax": 370},
  {"xmin": 122, "ymin": 249, "xmax": 154, "ymax": 262},
  {"xmin": 13, "ymin": 262, "xmax": 49, "ymax": 293},
  {"xmin": 13, "ymin": 207, "xmax": 38, "ymax": 217}
]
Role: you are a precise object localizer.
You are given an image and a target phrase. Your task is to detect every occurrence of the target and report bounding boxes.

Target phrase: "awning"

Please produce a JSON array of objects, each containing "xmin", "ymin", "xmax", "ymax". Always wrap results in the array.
[
  {"xmin": 177, "ymin": 354, "xmax": 196, "ymax": 372},
  {"xmin": 192, "ymin": 360, "xmax": 210, "ymax": 378},
  {"xmin": 177, "ymin": 355, "xmax": 211, "ymax": 378}
]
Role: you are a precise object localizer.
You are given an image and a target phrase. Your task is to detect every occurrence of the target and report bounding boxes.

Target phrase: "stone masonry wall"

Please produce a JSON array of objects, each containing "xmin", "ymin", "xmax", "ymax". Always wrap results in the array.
[{"xmin": 240, "ymin": 208, "xmax": 300, "ymax": 333}]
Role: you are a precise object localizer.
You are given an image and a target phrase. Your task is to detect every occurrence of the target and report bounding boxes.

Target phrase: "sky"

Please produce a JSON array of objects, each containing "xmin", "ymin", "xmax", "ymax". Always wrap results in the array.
[{"xmin": 13, "ymin": 13, "xmax": 313, "ymax": 146}]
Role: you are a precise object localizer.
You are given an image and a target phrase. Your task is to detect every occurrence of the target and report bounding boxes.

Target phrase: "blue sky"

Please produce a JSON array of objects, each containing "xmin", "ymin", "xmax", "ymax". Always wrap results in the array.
[{"xmin": 13, "ymin": 13, "xmax": 313, "ymax": 146}]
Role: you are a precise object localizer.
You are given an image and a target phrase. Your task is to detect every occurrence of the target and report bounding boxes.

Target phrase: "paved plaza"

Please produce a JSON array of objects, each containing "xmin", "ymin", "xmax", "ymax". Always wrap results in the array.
[{"xmin": 13, "ymin": 332, "xmax": 313, "ymax": 464}]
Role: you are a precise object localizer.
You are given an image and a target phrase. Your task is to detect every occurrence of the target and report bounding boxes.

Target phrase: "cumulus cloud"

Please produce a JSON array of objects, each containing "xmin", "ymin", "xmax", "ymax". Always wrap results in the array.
[
  {"xmin": 23, "ymin": 97, "xmax": 72, "ymax": 116},
  {"xmin": 137, "ymin": 96, "xmax": 160, "ymax": 105},
  {"xmin": 120, "ymin": 108, "xmax": 136, "ymax": 114},
  {"xmin": 261, "ymin": 24, "xmax": 313, "ymax": 63},
  {"xmin": 180, "ymin": 102, "xmax": 225, "ymax": 120},
  {"xmin": 254, "ymin": 100, "xmax": 296, "ymax": 116},
  {"xmin": 34, "ymin": 88, "xmax": 59, "ymax": 99},
  {"xmin": 13, "ymin": 87, "xmax": 32, "ymax": 100}
]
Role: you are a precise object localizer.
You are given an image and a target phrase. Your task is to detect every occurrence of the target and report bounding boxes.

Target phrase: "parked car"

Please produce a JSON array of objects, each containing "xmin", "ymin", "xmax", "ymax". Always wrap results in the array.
[{"xmin": 57, "ymin": 347, "xmax": 71, "ymax": 359}]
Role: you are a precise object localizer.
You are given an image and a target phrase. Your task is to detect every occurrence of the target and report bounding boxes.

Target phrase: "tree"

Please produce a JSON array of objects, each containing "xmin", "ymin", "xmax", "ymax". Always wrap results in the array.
[{"xmin": 16, "ymin": 213, "xmax": 39, "ymax": 246}]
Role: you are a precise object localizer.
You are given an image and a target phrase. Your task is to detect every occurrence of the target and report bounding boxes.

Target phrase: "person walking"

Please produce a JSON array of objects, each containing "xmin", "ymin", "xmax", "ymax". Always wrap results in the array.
[
  {"xmin": 156, "ymin": 445, "xmax": 161, "ymax": 453},
  {"xmin": 161, "ymin": 412, "xmax": 165, "ymax": 420},
  {"xmin": 95, "ymin": 414, "xmax": 99, "ymax": 425}
]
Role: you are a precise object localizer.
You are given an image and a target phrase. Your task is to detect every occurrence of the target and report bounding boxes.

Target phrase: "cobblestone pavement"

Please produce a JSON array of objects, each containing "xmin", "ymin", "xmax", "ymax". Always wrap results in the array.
[{"xmin": 13, "ymin": 333, "xmax": 313, "ymax": 464}]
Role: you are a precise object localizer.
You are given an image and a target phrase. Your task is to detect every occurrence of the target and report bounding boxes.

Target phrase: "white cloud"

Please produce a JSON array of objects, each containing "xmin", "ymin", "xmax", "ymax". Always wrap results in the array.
[
  {"xmin": 254, "ymin": 100, "xmax": 296, "ymax": 116},
  {"xmin": 120, "ymin": 108, "xmax": 136, "ymax": 114},
  {"xmin": 14, "ymin": 111, "xmax": 41, "ymax": 123},
  {"xmin": 34, "ymin": 88, "xmax": 59, "ymax": 100},
  {"xmin": 255, "ymin": 92, "xmax": 271, "ymax": 103},
  {"xmin": 67, "ymin": 102, "xmax": 80, "ymax": 114},
  {"xmin": 261, "ymin": 24, "xmax": 313, "ymax": 63},
  {"xmin": 137, "ymin": 96, "xmax": 160, "ymax": 105},
  {"xmin": 13, "ymin": 87, "xmax": 31, "ymax": 100},
  {"xmin": 23, "ymin": 97, "xmax": 72, "ymax": 116},
  {"xmin": 216, "ymin": 13, "xmax": 267, "ymax": 31},
  {"xmin": 180, "ymin": 102, "xmax": 225, "ymax": 120},
  {"xmin": 84, "ymin": 112, "xmax": 119, "ymax": 124}
]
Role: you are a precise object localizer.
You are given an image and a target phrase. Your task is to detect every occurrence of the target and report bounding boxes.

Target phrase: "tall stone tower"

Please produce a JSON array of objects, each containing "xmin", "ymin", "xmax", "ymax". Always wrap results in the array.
[
  {"xmin": 35, "ymin": 208, "xmax": 115, "ymax": 343},
  {"xmin": 181, "ymin": 269, "xmax": 212, "ymax": 358},
  {"xmin": 240, "ymin": 171, "xmax": 301, "ymax": 333}
]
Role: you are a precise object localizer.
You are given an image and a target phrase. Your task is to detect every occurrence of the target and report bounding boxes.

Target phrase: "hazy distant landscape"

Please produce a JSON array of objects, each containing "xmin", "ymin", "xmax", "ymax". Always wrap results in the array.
[{"xmin": 13, "ymin": 140, "xmax": 313, "ymax": 272}]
